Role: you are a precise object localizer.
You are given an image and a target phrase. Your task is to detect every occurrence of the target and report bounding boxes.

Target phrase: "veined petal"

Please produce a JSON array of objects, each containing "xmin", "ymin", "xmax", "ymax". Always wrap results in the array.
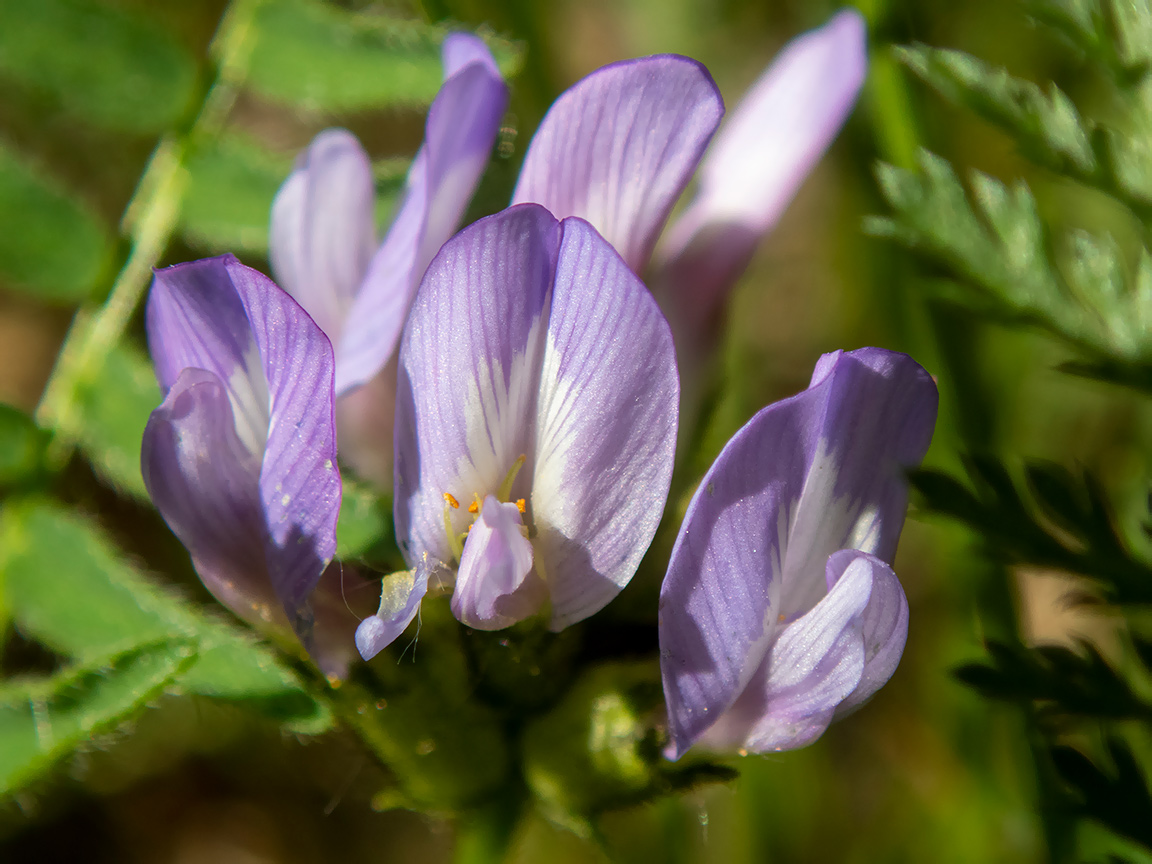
[
  {"xmin": 701, "ymin": 550, "xmax": 876, "ymax": 753},
  {"xmin": 659, "ymin": 347, "xmax": 936, "ymax": 758},
  {"xmin": 147, "ymin": 256, "xmax": 270, "ymax": 457},
  {"xmin": 451, "ymin": 496, "xmax": 542, "ymax": 630},
  {"xmin": 146, "ymin": 256, "xmax": 341, "ymax": 635},
  {"xmin": 394, "ymin": 205, "xmax": 561, "ymax": 568},
  {"xmin": 142, "ymin": 368, "xmax": 271, "ymax": 623},
  {"xmin": 660, "ymin": 10, "xmax": 866, "ymax": 267},
  {"xmin": 511, "ymin": 55, "xmax": 723, "ymax": 274},
  {"xmin": 337, "ymin": 37, "xmax": 509, "ymax": 394},
  {"xmin": 532, "ymin": 218, "xmax": 678, "ymax": 629},
  {"xmin": 835, "ymin": 549, "xmax": 909, "ymax": 717},
  {"xmin": 355, "ymin": 559, "xmax": 432, "ymax": 661},
  {"xmin": 269, "ymin": 128, "xmax": 376, "ymax": 341}
]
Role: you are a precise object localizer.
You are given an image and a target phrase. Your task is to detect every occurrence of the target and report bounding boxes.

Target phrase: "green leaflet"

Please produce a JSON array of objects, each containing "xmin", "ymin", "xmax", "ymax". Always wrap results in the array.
[
  {"xmin": 180, "ymin": 135, "xmax": 294, "ymax": 255},
  {"xmin": 0, "ymin": 141, "xmax": 112, "ymax": 302},
  {"xmin": 246, "ymin": 0, "xmax": 523, "ymax": 112},
  {"xmin": 179, "ymin": 134, "xmax": 410, "ymax": 256},
  {"xmin": 0, "ymin": 0, "xmax": 197, "ymax": 133},
  {"xmin": 0, "ymin": 403, "xmax": 46, "ymax": 489},
  {"xmin": 0, "ymin": 640, "xmax": 195, "ymax": 794},
  {"xmin": 336, "ymin": 479, "xmax": 393, "ymax": 561},
  {"xmin": 867, "ymin": 150, "xmax": 1152, "ymax": 362},
  {"xmin": 898, "ymin": 45, "xmax": 1096, "ymax": 176},
  {"xmin": 0, "ymin": 502, "xmax": 330, "ymax": 730},
  {"xmin": 64, "ymin": 342, "xmax": 160, "ymax": 500}
]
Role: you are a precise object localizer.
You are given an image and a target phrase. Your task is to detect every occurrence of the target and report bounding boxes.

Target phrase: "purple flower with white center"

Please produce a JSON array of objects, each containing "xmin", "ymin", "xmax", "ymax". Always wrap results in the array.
[
  {"xmin": 658, "ymin": 348, "xmax": 937, "ymax": 757},
  {"xmin": 141, "ymin": 254, "xmax": 343, "ymax": 671},
  {"xmin": 355, "ymin": 204, "xmax": 679, "ymax": 660},
  {"xmin": 512, "ymin": 10, "xmax": 866, "ymax": 346},
  {"xmin": 269, "ymin": 34, "xmax": 508, "ymax": 481}
]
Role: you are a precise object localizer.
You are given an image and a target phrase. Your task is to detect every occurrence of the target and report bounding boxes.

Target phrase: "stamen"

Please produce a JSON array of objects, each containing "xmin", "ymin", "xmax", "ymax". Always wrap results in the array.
[
  {"xmin": 468, "ymin": 495, "xmax": 480, "ymax": 514},
  {"xmin": 497, "ymin": 454, "xmax": 527, "ymax": 502},
  {"xmin": 443, "ymin": 492, "xmax": 459, "ymax": 509},
  {"xmin": 443, "ymin": 503, "xmax": 464, "ymax": 562},
  {"xmin": 515, "ymin": 498, "xmax": 526, "ymax": 514}
]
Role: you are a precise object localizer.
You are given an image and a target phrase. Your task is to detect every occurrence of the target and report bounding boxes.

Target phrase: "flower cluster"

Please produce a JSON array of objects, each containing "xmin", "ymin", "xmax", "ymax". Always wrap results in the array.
[{"xmin": 142, "ymin": 11, "xmax": 938, "ymax": 756}]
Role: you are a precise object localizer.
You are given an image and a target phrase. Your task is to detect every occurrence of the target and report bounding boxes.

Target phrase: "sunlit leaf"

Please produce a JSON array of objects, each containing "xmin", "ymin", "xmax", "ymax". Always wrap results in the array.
[
  {"xmin": 0, "ymin": 501, "xmax": 330, "ymax": 729},
  {"xmin": 0, "ymin": 142, "xmax": 112, "ymax": 301},
  {"xmin": 246, "ymin": 0, "xmax": 522, "ymax": 112},
  {"xmin": 0, "ymin": 0, "xmax": 197, "ymax": 132},
  {"xmin": 0, "ymin": 640, "xmax": 195, "ymax": 794}
]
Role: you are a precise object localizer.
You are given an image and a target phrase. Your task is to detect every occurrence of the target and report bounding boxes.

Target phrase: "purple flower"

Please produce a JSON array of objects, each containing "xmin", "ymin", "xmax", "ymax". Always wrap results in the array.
[
  {"xmin": 355, "ymin": 204, "xmax": 679, "ymax": 659},
  {"xmin": 658, "ymin": 348, "xmax": 937, "ymax": 757},
  {"xmin": 141, "ymin": 254, "xmax": 343, "ymax": 671},
  {"xmin": 269, "ymin": 34, "xmax": 508, "ymax": 482},
  {"xmin": 512, "ymin": 10, "xmax": 866, "ymax": 344}
]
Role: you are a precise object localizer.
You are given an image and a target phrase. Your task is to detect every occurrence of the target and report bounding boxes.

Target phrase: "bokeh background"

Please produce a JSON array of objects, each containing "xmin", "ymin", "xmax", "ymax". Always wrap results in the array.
[{"xmin": 2, "ymin": 0, "xmax": 1146, "ymax": 860}]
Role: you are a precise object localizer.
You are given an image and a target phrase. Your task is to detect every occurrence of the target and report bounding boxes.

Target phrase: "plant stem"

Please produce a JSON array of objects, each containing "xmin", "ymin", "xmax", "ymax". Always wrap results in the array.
[{"xmin": 34, "ymin": 0, "xmax": 264, "ymax": 460}]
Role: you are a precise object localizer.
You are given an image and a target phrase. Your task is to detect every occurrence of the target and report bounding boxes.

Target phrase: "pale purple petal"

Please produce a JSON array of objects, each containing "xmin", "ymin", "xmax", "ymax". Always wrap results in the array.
[
  {"xmin": 660, "ymin": 10, "xmax": 866, "ymax": 267},
  {"xmin": 394, "ymin": 205, "xmax": 561, "ymax": 569},
  {"xmin": 146, "ymin": 255, "xmax": 341, "ymax": 636},
  {"xmin": 355, "ymin": 560, "xmax": 431, "ymax": 661},
  {"xmin": 511, "ymin": 55, "xmax": 723, "ymax": 273},
  {"xmin": 336, "ymin": 40, "xmax": 509, "ymax": 394},
  {"xmin": 269, "ymin": 128, "xmax": 376, "ymax": 341},
  {"xmin": 659, "ymin": 348, "xmax": 936, "ymax": 758},
  {"xmin": 834, "ymin": 550, "xmax": 909, "ymax": 717},
  {"xmin": 142, "ymin": 367, "xmax": 273, "ymax": 623},
  {"xmin": 532, "ymin": 218, "xmax": 678, "ymax": 629},
  {"xmin": 443, "ymin": 32, "xmax": 500, "ymax": 78},
  {"xmin": 451, "ymin": 496, "xmax": 542, "ymax": 630},
  {"xmin": 700, "ymin": 550, "xmax": 875, "ymax": 753}
]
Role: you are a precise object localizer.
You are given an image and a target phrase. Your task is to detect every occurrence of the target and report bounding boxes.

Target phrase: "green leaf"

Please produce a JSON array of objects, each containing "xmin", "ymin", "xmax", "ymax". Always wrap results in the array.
[
  {"xmin": 0, "ymin": 403, "xmax": 46, "ymax": 488},
  {"xmin": 897, "ymin": 44, "xmax": 1096, "ymax": 177},
  {"xmin": 336, "ymin": 479, "xmax": 392, "ymax": 560},
  {"xmin": 0, "ymin": 0, "xmax": 197, "ymax": 133},
  {"xmin": 1024, "ymin": 0, "xmax": 1152, "ymax": 85},
  {"xmin": 0, "ymin": 501, "xmax": 330, "ymax": 729},
  {"xmin": 0, "ymin": 141, "xmax": 112, "ymax": 301},
  {"xmin": 0, "ymin": 640, "xmax": 195, "ymax": 794},
  {"xmin": 867, "ymin": 150, "xmax": 1152, "ymax": 361},
  {"xmin": 180, "ymin": 135, "xmax": 410, "ymax": 255},
  {"xmin": 246, "ymin": 0, "xmax": 522, "ymax": 112},
  {"xmin": 180, "ymin": 135, "xmax": 294, "ymax": 255},
  {"xmin": 62, "ymin": 342, "xmax": 160, "ymax": 500}
]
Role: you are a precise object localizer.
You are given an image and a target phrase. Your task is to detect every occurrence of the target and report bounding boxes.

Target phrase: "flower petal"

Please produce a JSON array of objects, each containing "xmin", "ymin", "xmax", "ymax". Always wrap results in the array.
[
  {"xmin": 659, "ymin": 347, "xmax": 936, "ymax": 757},
  {"xmin": 700, "ymin": 550, "xmax": 877, "ymax": 753},
  {"xmin": 269, "ymin": 128, "xmax": 376, "ymax": 341},
  {"xmin": 834, "ymin": 550, "xmax": 909, "ymax": 717},
  {"xmin": 336, "ymin": 38, "xmax": 509, "ymax": 394},
  {"xmin": 142, "ymin": 367, "xmax": 272, "ymax": 623},
  {"xmin": 451, "ymin": 496, "xmax": 542, "ymax": 630},
  {"xmin": 659, "ymin": 10, "xmax": 866, "ymax": 271},
  {"xmin": 532, "ymin": 217, "xmax": 679, "ymax": 629},
  {"xmin": 511, "ymin": 55, "xmax": 723, "ymax": 273},
  {"xmin": 146, "ymin": 256, "xmax": 342, "ymax": 634},
  {"xmin": 394, "ymin": 204, "xmax": 561, "ymax": 569},
  {"xmin": 355, "ymin": 560, "xmax": 432, "ymax": 661},
  {"xmin": 146, "ymin": 255, "xmax": 270, "ymax": 457}
]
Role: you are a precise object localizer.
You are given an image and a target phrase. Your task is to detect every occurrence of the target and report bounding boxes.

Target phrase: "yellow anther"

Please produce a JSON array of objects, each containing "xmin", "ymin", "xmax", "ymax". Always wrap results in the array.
[
  {"xmin": 468, "ymin": 497, "xmax": 480, "ymax": 514},
  {"xmin": 516, "ymin": 498, "xmax": 526, "ymax": 514},
  {"xmin": 443, "ymin": 492, "xmax": 459, "ymax": 509},
  {"xmin": 777, "ymin": 614, "xmax": 786, "ymax": 623}
]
